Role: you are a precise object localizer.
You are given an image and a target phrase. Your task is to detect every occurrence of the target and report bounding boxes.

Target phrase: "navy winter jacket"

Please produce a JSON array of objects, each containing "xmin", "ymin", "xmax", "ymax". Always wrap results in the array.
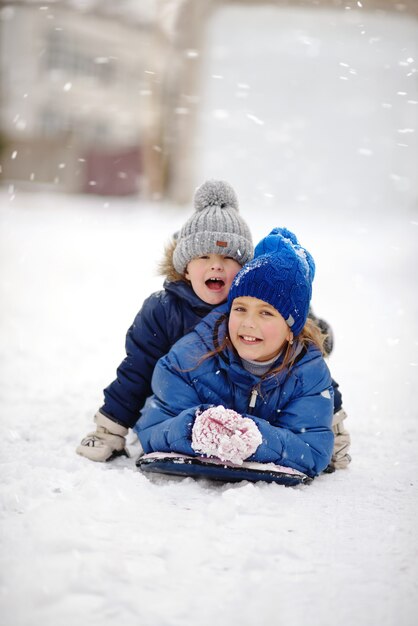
[
  {"xmin": 101, "ymin": 280, "xmax": 214, "ymax": 428},
  {"xmin": 137, "ymin": 308, "xmax": 335, "ymax": 477}
]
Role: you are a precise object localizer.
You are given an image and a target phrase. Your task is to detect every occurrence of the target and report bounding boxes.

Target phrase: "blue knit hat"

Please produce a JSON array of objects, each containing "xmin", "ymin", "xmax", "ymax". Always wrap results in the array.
[{"xmin": 227, "ymin": 227, "xmax": 315, "ymax": 336}]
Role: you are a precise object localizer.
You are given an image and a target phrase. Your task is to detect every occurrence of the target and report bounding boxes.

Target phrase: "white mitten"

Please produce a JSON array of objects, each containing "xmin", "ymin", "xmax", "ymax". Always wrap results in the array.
[
  {"xmin": 329, "ymin": 408, "xmax": 351, "ymax": 470},
  {"xmin": 192, "ymin": 405, "xmax": 262, "ymax": 465},
  {"xmin": 76, "ymin": 411, "xmax": 129, "ymax": 462}
]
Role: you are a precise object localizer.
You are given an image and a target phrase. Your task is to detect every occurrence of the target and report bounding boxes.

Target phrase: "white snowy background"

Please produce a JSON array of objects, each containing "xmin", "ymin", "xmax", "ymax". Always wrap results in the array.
[{"xmin": 1, "ymin": 5, "xmax": 417, "ymax": 626}]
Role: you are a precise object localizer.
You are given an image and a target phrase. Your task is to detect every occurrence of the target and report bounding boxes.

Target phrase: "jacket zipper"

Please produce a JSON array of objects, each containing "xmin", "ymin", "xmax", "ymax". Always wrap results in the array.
[{"xmin": 248, "ymin": 388, "xmax": 258, "ymax": 414}]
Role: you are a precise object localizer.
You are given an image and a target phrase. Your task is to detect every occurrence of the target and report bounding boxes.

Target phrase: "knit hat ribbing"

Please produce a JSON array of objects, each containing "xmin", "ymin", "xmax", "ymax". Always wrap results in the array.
[
  {"xmin": 227, "ymin": 227, "xmax": 315, "ymax": 336},
  {"xmin": 172, "ymin": 180, "xmax": 253, "ymax": 275}
]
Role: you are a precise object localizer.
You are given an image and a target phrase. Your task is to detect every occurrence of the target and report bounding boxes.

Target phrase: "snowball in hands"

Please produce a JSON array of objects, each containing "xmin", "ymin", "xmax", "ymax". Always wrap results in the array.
[{"xmin": 191, "ymin": 406, "xmax": 262, "ymax": 465}]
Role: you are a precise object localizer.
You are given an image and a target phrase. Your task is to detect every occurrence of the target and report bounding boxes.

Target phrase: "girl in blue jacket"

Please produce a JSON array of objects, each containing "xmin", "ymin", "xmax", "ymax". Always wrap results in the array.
[{"xmin": 136, "ymin": 228, "xmax": 335, "ymax": 478}]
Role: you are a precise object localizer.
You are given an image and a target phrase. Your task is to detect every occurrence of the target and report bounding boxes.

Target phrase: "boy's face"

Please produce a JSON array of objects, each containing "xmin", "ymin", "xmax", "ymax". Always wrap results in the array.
[
  {"xmin": 185, "ymin": 254, "xmax": 242, "ymax": 305},
  {"xmin": 228, "ymin": 296, "xmax": 292, "ymax": 362}
]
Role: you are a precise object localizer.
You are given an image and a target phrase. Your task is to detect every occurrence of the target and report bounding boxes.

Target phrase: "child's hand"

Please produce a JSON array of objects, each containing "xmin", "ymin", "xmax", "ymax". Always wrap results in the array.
[
  {"xmin": 76, "ymin": 411, "xmax": 129, "ymax": 462},
  {"xmin": 191, "ymin": 405, "xmax": 262, "ymax": 465}
]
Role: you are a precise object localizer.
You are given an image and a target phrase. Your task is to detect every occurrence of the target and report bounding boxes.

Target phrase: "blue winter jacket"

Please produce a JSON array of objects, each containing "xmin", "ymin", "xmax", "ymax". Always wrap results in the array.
[
  {"xmin": 101, "ymin": 280, "xmax": 214, "ymax": 428},
  {"xmin": 137, "ymin": 307, "xmax": 335, "ymax": 477}
]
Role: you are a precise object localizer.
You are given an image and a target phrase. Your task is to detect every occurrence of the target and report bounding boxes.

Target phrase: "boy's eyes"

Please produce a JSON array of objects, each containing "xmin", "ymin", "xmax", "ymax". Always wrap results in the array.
[{"xmin": 198, "ymin": 255, "xmax": 234, "ymax": 260}]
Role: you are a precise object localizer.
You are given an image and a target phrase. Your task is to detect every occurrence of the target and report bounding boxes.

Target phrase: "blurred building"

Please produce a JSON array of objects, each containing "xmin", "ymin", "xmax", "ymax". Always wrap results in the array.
[
  {"xmin": 0, "ymin": 0, "xmax": 211, "ymax": 200},
  {"xmin": 0, "ymin": 0, "xmax": 416, "ymax": 201},
  {"xmin": 0, "ymin": 0, "xmax": 158, "ymax": 196}
]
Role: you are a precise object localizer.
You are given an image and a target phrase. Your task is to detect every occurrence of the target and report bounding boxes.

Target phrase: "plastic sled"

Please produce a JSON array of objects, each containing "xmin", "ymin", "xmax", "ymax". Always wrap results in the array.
[{"xmin": 136, "ymin": 452, "xmax": 312, "ymax": 487}]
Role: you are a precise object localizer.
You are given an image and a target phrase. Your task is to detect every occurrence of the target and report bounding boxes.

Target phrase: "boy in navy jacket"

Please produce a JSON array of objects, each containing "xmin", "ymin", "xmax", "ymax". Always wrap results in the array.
[{"xmin": 77, "ymin": 180, "xmax": 254, "ymax": 461}]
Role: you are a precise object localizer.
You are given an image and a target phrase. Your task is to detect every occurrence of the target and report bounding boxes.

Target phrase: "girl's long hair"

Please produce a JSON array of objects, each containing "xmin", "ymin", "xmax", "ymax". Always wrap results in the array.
[{"xmin": 199, "ymin": 314, "xmax": 328, "ymax": 378}]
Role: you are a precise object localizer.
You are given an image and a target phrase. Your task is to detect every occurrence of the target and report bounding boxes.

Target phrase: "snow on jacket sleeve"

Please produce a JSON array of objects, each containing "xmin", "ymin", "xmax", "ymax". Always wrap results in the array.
[
  {"xmin": 101, "ymin": 292, "xmax": 177, "ymax": 428},
  {"xmin": 136, "ymin": 336, "xmax": 213, "ymax": 455},
  {"xmin": 247, "ymin": 359, "xmax": 334, "ymax": 477}
]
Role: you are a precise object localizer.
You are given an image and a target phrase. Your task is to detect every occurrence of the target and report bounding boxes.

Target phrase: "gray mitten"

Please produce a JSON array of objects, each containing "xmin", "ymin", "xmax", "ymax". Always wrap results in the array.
[{"xmin": 76, "ymin": 411, "xmax": 129, "ymax": 462}]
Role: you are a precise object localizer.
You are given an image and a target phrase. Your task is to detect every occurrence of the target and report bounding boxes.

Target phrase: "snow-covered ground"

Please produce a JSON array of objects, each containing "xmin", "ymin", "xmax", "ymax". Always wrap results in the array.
[{"xmin": 1, "ymin": 5, "xmax": 418, "ymax": 626}]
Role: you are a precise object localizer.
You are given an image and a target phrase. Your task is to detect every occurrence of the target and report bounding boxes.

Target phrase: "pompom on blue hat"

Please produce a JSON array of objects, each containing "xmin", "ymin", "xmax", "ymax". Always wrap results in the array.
[{"xmin": 228, "ymin": 227, "xmax": 315, "ymax": 336}]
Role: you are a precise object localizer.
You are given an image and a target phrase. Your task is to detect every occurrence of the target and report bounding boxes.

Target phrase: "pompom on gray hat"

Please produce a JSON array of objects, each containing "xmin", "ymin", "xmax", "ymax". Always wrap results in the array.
[
  {"xmin": 172, "ymin": 180, "xmax": 253, "ymax": 275},
  {"xmin": 228, "ymin": 227, "xmax": 315, "ymax": 336}
]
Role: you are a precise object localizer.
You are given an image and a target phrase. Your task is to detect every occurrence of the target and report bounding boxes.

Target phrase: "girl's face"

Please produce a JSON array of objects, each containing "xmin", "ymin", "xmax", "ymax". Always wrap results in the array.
[
  {"xmin": 185, "ymin": 254, "xmax": 242, "ymax": 305},
  {"xmin": 228, "ymin": 296, "xmax": 293, "ymax": 362}
]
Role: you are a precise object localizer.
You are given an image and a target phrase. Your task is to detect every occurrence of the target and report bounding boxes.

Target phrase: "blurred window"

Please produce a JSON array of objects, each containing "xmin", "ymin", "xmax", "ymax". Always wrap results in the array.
[
  {"xmin": 39, "ymin": 108, "xmax": 71, "ymax": 137},
  {"xmin": 45, "ymin": 31, "xmax": 116, "ymax": 84}
]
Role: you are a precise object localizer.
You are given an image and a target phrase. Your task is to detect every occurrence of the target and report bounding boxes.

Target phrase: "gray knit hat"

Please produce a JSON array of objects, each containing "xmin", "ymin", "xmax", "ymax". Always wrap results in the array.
[{"xmin": 172, "ymin": 180, "xmax": 253, "ymax": 275}]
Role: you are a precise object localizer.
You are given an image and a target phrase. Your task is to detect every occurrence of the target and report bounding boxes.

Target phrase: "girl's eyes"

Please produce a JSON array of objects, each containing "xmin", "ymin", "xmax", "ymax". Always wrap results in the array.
[{"xmin": 232, "ymin": 307, "xmax": 274, "ymax": 317}]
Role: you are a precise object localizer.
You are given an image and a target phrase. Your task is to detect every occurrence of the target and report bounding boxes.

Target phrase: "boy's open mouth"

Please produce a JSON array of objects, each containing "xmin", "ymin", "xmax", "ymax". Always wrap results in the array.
[{"xmin": 205, "ymin": 278, "xmax": 225, "ymax": 291}]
